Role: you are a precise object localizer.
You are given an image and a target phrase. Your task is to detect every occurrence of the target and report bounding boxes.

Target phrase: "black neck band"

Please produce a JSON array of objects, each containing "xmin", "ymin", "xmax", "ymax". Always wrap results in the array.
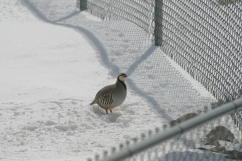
[{"xmin": 118, "ymin": 79, "xmax": 127, "ymax": 90}]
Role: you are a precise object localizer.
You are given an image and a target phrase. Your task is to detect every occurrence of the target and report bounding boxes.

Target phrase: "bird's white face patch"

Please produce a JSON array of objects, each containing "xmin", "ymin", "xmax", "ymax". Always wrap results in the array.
[{"xmin": 119, "ymin": 75, "xmax": 127, "ymax": 81}]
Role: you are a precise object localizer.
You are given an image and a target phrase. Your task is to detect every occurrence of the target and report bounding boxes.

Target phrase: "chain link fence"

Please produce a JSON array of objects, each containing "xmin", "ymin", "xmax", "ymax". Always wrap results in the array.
[
  {"xmin": 78, "ymin": 0, "xmax": 241, "ymax": 100},
  {"xmin": 160, "ymin": 0, "xmax": 241, "ymax": 101},
  {"xmin": 155, "ymin": 0, "xmax": 242, "ymax": 142},
  {"xmin": 77, "ymin": 0, "xmax": 242, "ymax": 160},
  {"xmin": 81, "ymin": 0, "xmax": 155, "ymax": 32},
  {"xmin": 88, "ymin": 98, "xmax": 242, "ymax": 161}
]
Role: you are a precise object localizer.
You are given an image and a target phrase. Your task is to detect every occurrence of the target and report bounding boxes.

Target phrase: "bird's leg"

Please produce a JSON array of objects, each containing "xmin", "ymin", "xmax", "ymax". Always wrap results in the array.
[
  {"xmin": 105, "ymin": 109, "xmax": 108, "ymax": 114},
  {"xmin": 109, "ymin": 109, "xmax": 112, "ymax": 113}
]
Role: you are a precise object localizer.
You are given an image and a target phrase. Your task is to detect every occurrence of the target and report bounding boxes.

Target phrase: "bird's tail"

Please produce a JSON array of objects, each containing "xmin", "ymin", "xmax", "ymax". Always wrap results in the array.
[{"xmin": 89, "ymin": 100, "xmax": 96, "ymax": 105}]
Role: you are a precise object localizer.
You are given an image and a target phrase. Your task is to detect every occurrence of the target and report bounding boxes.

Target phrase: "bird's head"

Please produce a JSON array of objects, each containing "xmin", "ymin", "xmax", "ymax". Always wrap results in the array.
[{"xmin": 118, "ymin": 73, "xmax": 128, "ymax": 82}]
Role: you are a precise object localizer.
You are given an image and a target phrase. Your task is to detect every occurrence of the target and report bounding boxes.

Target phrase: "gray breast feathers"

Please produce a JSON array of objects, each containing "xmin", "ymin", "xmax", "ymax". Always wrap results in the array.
[{"xmin": 95, "ymin": 82, "xmax": 127, "ymax": 108}]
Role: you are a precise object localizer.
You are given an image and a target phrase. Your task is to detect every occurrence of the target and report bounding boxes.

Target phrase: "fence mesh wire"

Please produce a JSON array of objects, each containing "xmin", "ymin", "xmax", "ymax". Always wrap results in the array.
[
  {"xmin": 85, "ymin": 100, "xmax": 242, "ymax": 161},
  {"xmin": 79, "ymin": 0, "xmax": 242, "ymax": 161},
  {"xmin": 121, "ymin": 110, "xmax": 241, "ymax": 161},
  {"xmin": 85, "ymin": 0, "xmax": 155, "ymax": 33},
  {"xmin": 1, "ymin": 0, "xmax": 241, "ymax": 160},
  {"xmin": 83, "ymin": 0, "xmax": 242, "ymax": 101},
  {"xmin": 160, "ymin": 0, "xmax": 241, "ymax": 101}
]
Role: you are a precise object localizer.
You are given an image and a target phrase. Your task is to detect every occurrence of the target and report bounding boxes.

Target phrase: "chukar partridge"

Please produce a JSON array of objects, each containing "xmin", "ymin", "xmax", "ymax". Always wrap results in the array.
[{"xmin": 90, "ymin": 73, "xmax": 127, "ymax": 114}]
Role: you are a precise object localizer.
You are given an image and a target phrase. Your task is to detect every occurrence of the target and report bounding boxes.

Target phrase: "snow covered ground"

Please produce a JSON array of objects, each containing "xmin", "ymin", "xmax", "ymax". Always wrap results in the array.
[{"xmin": 0, "ymin": 0, "xmax": 238, "ymax": 161}]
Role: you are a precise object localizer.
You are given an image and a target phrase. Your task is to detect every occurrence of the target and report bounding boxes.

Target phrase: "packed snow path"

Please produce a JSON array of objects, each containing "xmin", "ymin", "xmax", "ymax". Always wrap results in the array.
[{"xmin": 0, "ymin": 0, "xmax": 220, "ymax": 161}]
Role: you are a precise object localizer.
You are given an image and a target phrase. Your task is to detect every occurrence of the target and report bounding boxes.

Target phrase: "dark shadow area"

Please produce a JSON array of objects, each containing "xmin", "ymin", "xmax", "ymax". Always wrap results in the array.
[
  {"xmin": 53, "ymin": 11, "xmax": 80, "ymax": 22},
  {"xmin": 125, "ymin": 45, "xmax": 174, "ymax": 120},
  {"xmin": 156, "ymin": 151, "xmax": 229, "ymax": 161},
  {"xmin": 62, "ymin": 23, "xmax": 120, "ymax": 76},
  {"xmin": 21, "ymin": 0, "xmax": 50, "ymax": 22},
  {"xmin": 127, "ymin": 45, "xmax": 156, "ymax": 75},
  {"xmin": 91, "ymin": 105, "xmax": 122, "ymax": 122},
  {"xmin": 22, "ymin": 0, "xmax": 120, "ymax": 77},
  {"xmin": 127, "ymin": 79, "xmax": 173, "ymax": 121}
]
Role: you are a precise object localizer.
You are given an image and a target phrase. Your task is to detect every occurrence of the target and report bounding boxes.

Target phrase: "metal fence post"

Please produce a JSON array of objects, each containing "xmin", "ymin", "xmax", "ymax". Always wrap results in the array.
[
  {"xmin": 154, "ymin": 0, "xmax": 163, "ymax": 46},
  {"xmin": 79, "ymin": 0, "xmax": 87, "ymax": 11}
]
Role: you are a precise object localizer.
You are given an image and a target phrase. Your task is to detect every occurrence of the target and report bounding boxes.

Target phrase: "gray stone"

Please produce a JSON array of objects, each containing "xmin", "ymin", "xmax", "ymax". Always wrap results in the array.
[
  {"xmin": 225, "ymin": 150, "xmax": 242, "ymax": 160},
  {"xmin": 202, "ymin": 126, "xmax": 235, "ymax": 146}
]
